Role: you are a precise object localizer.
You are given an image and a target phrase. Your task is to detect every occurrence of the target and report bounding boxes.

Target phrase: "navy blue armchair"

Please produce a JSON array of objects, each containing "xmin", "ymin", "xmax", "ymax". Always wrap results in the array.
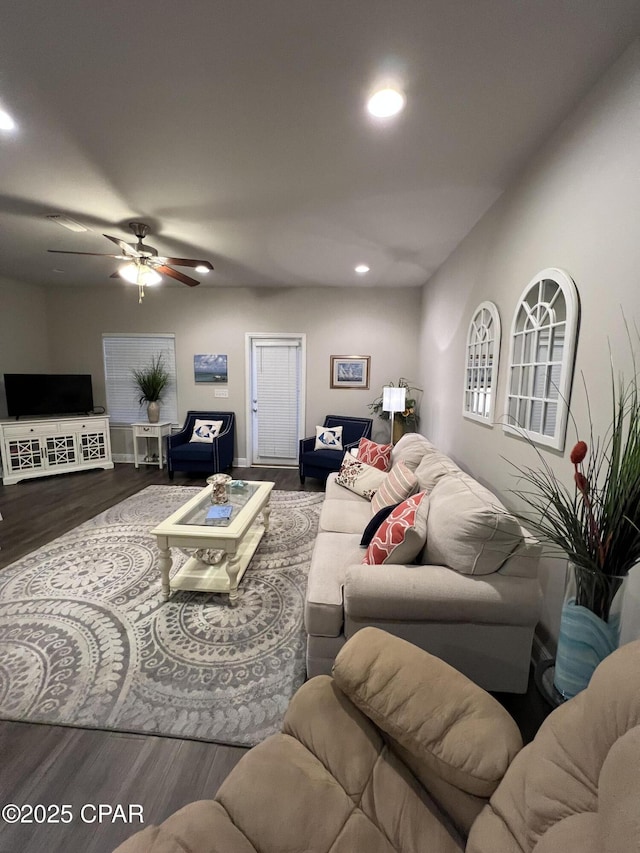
[
  {"xmin": 167, "ymin": 411, "xmax": 235, "ymax": 480},
  {"xmin": 299, "ymin": 415, "xmax": 373, "ymax": 484}
]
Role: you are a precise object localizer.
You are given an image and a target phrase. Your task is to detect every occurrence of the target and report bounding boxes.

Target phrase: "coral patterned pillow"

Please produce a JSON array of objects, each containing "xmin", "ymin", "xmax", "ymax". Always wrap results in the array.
[
  {"xmin": 357, "ymin": 437, "xmax": 392, "ymax": 472},
  {"xmin": 363, "ymin": 492, "xmax": 429, "ymax": 565},
  {"xmin": 371, "ymin": 460, "xmax": 418, "ymax": 513}
]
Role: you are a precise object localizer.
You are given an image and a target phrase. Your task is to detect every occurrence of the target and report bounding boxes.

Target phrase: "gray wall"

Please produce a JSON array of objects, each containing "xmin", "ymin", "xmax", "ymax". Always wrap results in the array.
[
  {"xmin": 0, "ymin": 278, "xmax": 50, "ymax": 417},
  {"xmin": 43, "ymin": 284, "xmax": 422, "ymax": 459},
  {"xmin": 418, "ymin": 41, "xmax": 640, "ymax": 648}
]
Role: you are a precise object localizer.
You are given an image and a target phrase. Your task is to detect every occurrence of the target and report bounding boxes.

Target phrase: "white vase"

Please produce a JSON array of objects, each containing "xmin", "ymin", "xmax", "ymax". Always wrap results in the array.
[{"xmin": 147, "ymin": 401, "xmax": 160, "ymax": 423}]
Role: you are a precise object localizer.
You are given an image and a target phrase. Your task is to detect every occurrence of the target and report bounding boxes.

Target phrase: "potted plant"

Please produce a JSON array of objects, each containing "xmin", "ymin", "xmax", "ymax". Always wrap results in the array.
[
  {"xmin": 509, "ymin": 339, "xmax": 640, "ymax": 699},
  {"xmin": 368, "ymin": 378, "xmax": 422, "ymax": 442},
  {"xmin": 132, "ymin": 354, "xmax": 170, "ymax": 423}
]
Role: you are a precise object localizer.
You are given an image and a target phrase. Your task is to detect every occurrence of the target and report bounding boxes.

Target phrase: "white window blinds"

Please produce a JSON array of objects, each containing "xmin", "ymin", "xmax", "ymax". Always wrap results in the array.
[
  {"xmin": 255, "ymin": 341, "xmax": 300, "ymax": 459},
  {"xmin": 102, "ymin": 334, "xmax": 178, "ymax": 425}
]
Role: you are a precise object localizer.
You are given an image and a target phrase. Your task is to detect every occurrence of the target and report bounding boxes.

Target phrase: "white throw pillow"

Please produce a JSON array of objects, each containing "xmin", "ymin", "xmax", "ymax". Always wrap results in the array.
[
  {"xmin": 190, "ymin": 419, "xmax": 224, "ymax": 443},
  {"xmin": 335, "ymin": 454, "xmax": 387, "ymax": 500},
  {"xmin": 314, "ymin": 425, "xmax": 343, "ymax": 451}
]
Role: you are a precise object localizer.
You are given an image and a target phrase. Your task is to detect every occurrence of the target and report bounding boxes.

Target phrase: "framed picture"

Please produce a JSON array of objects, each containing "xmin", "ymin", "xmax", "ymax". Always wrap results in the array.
[
  {"xmin": 330, "ymin": 355, "xmax": 371, "ymax": 389},
  {"xmin": 194, "ymin": 354, "xmax": 228, "ymax": 383}
]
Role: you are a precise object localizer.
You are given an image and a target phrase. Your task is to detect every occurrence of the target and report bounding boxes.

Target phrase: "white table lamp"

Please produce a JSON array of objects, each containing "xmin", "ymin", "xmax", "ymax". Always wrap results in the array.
[{"xmin": 382, "ymin": 386, "xmax": 406, "ymax": 444}]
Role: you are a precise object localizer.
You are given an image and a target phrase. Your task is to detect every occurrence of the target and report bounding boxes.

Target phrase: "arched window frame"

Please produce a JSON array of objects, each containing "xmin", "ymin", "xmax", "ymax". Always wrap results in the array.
[
  {"xmin": 503, "ymin": 268, "xmax": 580, "ymax": 451},
  {"xmin": 462, "ymin": 301, "xmax": 501, "ymax": 425}
]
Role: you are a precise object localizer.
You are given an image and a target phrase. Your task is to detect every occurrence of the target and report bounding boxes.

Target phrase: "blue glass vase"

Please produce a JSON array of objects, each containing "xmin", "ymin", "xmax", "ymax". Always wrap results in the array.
[{"xmin": 554, "ymin": 563, "xmax": 627, "ymax": 699}]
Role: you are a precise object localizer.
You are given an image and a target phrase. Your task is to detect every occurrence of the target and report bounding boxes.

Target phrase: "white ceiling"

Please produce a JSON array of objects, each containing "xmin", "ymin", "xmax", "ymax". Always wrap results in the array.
[{"xmin": 0, "ymin": 1, "xmax": 638, "ymax": 291}]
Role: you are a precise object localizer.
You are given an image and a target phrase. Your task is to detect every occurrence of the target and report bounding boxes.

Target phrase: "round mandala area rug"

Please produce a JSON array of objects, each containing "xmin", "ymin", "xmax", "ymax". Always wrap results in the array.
[{"xmin": 0, "ymin": 486, "xmax": 323, "ymax": 746}]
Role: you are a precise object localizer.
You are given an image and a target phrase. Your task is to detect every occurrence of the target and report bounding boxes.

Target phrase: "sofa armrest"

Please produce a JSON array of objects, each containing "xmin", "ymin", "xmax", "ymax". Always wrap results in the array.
[
  {"xmin": 332, "ymin": 627, "xmax": 522, "ymax": 800},
  {"xmin": 344, "ymin": 562, "xmax": 542, "ymax": 626}
]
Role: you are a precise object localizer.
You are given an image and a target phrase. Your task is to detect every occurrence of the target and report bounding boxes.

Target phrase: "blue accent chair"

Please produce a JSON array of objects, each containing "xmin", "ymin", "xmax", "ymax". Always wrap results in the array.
[
  {"xmin": 167, "ymin": 411, "xmax": 235, "ymax": 480},
  {"xmin": 299, "ymin": 415, "xmax": 373, "ymax": 484}
]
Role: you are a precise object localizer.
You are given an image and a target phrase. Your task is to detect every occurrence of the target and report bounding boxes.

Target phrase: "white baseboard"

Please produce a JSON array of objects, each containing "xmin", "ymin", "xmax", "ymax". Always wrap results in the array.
[{"xmin": 113, "ymin": 453, "xmax": 250, "ymax": 469}]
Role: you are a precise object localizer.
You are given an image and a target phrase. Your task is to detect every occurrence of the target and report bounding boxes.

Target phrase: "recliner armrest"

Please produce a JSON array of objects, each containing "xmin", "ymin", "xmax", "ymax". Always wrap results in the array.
[{"xmin": 332, "ymin": 627, "xmax": 522, "ymax": 799}]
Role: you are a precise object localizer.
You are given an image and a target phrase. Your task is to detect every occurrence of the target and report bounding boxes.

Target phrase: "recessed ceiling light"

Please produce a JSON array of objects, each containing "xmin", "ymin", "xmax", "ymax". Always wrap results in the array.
[
  {"xmin": 367, "ymin": 88, "xmax": 405, "ymax": 119},
  {"xmin": 0, "ymin": 109, "xmax": 16, "ymax": 132},
  {"xmin": 355, "ymin": 264, "xmax": 370, "ymax": 274},
  {"xmin": 195, "ymin": 265, "xmax": 210, "ymax": 274}
]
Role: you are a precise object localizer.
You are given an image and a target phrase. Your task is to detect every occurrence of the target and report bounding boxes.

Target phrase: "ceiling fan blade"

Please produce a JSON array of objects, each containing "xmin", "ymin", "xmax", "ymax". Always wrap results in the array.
[
  {"xmin": 154, "ymin": 257, "xmax": 214, "ymax": 270},
  {"xmin": 48, "ymin": 250, "xmax": 129, "ymax": 258},
  {"xmin": 103, "ymin": 234, "xmax": 142, "ymax": 257},
  {"xmin": 154, "ymin": 264, "xmax": 200, "ymax": 287}
]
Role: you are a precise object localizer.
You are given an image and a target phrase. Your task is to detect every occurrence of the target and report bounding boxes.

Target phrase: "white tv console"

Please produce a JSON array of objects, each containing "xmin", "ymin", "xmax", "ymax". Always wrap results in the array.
[{"xmin": 0, "ymin": 415, "xmax": 113, "ymax": 485}]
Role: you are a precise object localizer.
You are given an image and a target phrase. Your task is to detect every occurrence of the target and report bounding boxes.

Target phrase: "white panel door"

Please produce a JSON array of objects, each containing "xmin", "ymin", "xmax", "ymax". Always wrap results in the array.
[{"xmin": 247, "ymin": 334, "xmax": 305, "ymax": 466}]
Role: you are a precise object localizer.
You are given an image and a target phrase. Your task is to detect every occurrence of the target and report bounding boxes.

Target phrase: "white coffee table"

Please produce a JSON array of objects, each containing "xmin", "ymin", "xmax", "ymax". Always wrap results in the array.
[{"xmin": 151, "ymin": 480, "xmax": 274, "ymax": 605}]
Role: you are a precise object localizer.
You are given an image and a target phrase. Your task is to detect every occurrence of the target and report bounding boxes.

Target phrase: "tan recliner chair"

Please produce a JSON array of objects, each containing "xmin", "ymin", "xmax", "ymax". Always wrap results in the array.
[{"xmin": 115, "ymin": 628, "xmax": 640, "ymax": 853}]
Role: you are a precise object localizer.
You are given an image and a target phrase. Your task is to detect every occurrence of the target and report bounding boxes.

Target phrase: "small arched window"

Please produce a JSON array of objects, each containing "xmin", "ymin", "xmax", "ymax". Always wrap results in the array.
[
  {"xmin": 463, "ymin": 301, "xmax": 501, "ymax": 424},
  {"xmin": 503, "ymin": 268, "xmax": 579, "ymax": 450}
]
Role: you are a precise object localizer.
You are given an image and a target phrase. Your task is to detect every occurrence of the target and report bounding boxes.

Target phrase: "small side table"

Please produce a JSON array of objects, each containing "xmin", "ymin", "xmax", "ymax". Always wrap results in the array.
[{"xmin": 132, "ymin": 421, "xmax": 172, "ymax": 470}]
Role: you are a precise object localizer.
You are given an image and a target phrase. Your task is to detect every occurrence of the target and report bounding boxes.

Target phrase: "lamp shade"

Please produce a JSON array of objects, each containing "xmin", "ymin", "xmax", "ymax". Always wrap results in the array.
[{"xmin": 382, "ymin": 386, "xmax": 406, "ymax": 413}]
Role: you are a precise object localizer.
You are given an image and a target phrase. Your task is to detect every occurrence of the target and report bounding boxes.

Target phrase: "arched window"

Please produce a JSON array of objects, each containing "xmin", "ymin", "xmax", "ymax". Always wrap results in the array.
[
  {"xmin": 463, "ymin": 301, "xmax": 501, "ymax": 424},
  {"xmin": 503, "ymin": 268, "xmax": 579, "ymax": 450}
]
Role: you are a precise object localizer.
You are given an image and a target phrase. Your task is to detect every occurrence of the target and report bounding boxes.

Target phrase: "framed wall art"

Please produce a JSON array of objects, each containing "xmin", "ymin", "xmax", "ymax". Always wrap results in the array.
[
  {"xmin": 194, "ymin": 353, "xmax": 228, "ymax": 383},
  {"xmin": 330, "ymin": 355, "xmax": 370, "ymax": 389}
]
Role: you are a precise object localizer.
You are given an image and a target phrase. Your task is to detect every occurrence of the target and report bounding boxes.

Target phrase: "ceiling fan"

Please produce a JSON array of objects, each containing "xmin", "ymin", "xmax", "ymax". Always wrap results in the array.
[{"xmin": 48, "ymin": 221, "xmax": 214, "ymax": 301}]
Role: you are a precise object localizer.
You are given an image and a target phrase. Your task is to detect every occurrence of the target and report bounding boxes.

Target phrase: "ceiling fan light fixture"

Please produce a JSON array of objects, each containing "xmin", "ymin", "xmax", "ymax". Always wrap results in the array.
[
  {"xmin": 119, "ymin": 261, "xmax": 161, "ymax": 286},
  {"xmin": 195, "ymin": 265, "xmax": 210, "ymax": 274}
]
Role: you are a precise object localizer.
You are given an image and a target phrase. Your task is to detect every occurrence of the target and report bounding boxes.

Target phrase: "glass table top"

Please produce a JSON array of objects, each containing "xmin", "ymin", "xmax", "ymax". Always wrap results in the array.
[{"xmin": 178, "ymin": 481, "xmax": 260, "ymax": 527}]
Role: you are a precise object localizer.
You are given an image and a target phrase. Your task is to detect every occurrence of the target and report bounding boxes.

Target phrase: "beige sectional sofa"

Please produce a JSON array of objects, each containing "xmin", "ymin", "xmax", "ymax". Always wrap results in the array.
[
  {"xmin": 305, "ymin": 433, "xmax": 543, "ymax": 692},
  {"xmin": 114, "ymin": 628, "xmax": 640, "ymax": 853}
]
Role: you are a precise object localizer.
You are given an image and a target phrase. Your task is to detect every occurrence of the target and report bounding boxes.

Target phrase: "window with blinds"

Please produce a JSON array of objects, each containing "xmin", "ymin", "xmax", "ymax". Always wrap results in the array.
[
  {"xmin": 102, "ymin": 334, "xmax": 178, "ymax": 425},
  {"xmin": 463, "ymin": 301, "xmax": 501, "ymax": 424},
  {"xmin": 254, "ymin": 341, "xmax": 301, "ymax": 460},
  {"xmin": 503, "ymin": 269, "xmax": 579, "ymax": 451}
]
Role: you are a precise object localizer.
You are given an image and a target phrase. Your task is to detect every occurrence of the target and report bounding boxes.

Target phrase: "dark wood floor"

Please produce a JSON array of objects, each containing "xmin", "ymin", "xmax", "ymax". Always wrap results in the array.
[{"xmin": 0, "ymin": 463, "xmax": 551, "ymax": 852}]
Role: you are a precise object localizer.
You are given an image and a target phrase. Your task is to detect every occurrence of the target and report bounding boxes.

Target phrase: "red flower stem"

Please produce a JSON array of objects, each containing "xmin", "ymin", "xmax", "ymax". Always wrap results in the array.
[{"xmin": 574, "ymin": 462, "xmax": 605, "ymax": 568}]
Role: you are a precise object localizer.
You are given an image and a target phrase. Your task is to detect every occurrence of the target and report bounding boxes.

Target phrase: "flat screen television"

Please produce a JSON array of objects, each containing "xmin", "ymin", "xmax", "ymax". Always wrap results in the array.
[{"xmin": 4, "ymin": 373, "xmax": 94, "ymax": 418}]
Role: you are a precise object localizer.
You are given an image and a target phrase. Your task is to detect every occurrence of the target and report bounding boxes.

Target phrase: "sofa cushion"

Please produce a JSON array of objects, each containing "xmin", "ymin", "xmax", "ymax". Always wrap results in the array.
[
  {"xmin": 425, "ymin": 473, "xmax": 523, "ymax": 575},
  {"xmin": 190, "ymin": 418, "xmax": 224, "ymax": 442},
  {"xmin": 415, "ymin": 451, "xmax": 461, "ymax": 493},
  {"xmin": 371, "ymin": 460, "xmax": 418, "ymax": 513},
  {"xmin": 305, "ymin": 532, "xmax": 362, "ymax": 636},
  {"xmin": 335, "ymin": 453, "xmax": 387, "ymax": 500},
  {"xmin": 390, "ymin": 432, "xmax": 436, "ymax": 470},
  {"xmin": 314, "ymin": 424, "xmax": 343, "ymax": 451},
  {"xmin": 321, "ymin": 499, "xmax": 373, "ymax": 535},
  {"xmin": 363, "ymin": 492, "xmax": 429, "ymax": 565},
  {"xmin": 356, "ymin": 437, "xmax": 392, "ymax": 471},
  {"xmin": 360, "ymin": 502, "xmax": 401, "ymax": 547}
]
